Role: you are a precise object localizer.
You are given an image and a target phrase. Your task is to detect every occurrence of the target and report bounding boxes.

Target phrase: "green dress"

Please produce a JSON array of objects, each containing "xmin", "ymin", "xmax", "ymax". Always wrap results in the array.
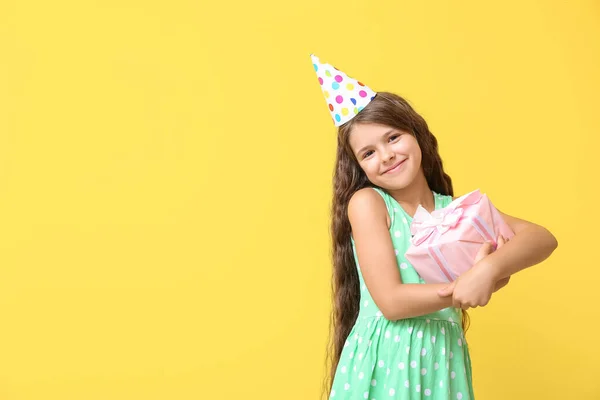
[{"xmin": 330, "ymin": 188, "xmax": 474, "ymax": 400}]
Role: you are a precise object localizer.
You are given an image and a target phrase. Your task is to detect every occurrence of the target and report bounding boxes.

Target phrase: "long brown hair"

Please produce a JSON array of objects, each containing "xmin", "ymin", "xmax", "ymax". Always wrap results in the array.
[{"xmin": 323, "ymin": 92, "xmax": 468, "ymax": 397}]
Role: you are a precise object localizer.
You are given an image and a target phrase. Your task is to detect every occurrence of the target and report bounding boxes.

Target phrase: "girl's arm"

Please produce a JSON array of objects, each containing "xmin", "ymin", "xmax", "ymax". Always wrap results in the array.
[
  {"xmin": 485, "ymin": 210, "xmax": 558, "ymax": 281},
  {"xmin": 438, "ymin": 209, "xmax": 558, "ymax": 308},
  {"xmin": 348, "ymin": 188, "xmax": 454, "ymax": 321}
]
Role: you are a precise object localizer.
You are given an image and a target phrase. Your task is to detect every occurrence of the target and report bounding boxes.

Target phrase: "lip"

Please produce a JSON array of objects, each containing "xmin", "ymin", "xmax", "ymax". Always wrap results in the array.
[{"xmin": 383, "ymin": 159, "xmax": 407, "ymax": 174}]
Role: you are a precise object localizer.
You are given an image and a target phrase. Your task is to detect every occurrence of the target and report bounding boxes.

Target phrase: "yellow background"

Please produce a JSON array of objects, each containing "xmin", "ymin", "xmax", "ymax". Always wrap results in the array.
[{"xmin": 1, "ymin": 0, "xmax": 598, "ymax": 399}]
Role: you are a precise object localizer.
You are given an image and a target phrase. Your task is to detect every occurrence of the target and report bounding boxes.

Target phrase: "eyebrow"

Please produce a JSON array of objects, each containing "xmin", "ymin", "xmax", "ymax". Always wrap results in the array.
[{"xmin": 355, "ymin": 129, "xmax": 396, "ymax": 156}]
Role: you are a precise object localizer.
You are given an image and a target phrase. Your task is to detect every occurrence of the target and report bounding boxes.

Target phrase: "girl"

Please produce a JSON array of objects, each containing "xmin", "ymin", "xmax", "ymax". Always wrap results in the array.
[{"xmin": 310, "ymin": 55, "xmax": 558, "ymax": 399}]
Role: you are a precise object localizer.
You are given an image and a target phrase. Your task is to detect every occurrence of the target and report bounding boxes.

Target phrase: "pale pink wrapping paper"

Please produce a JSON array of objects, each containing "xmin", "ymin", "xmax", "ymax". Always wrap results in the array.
[{"xmin": 405, "ymin": 189, "xmax": 515, "ymax": 284}]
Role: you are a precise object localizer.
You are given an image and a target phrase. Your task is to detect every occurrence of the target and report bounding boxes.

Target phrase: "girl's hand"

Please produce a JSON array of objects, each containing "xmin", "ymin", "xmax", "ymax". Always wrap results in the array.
[{"xmin": 438, "ymin": 235, "xmax": 510, "ymax": 309}]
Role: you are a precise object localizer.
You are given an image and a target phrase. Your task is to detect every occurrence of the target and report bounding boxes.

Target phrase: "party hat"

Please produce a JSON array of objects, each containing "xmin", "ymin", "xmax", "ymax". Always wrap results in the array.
[{"xmin": 311, "ymin": 54, "xmax": 377, "ymax": 126}]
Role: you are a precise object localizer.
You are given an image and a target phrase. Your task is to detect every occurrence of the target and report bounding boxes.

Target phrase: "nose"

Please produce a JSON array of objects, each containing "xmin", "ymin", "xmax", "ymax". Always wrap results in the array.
[{"xmin": 382, "ymin": 147, "xmax": 395, "ymax": 163}]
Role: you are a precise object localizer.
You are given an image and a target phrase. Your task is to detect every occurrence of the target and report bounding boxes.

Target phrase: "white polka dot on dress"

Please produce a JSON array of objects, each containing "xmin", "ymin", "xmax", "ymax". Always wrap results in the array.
[
  {"xmin": 457, "ymin": 393, "xmax": 463, "ymax": 399},
  {"xmin": 425, "ymin": 389, "xmax": 432, "ymax": 396},
  {"xmin": 394, "ymin": 335, "xmax": 401, "ymax": 342},
  {"xmin": 421, "ymin": 368, "xmax": 427, "ymax": 375},
  {"xmin": 371, "ymin": 379, "xmax": 377, "ymax": 387},
  {"xmin": 389, "ymin": 388, "xmax": 396, "ymax": 396},
  {"xmin": 341, "ymin": 366, "xmax": 347, "ymax": 373},
  {"xmin": 410, "ymin": 361, "xmax": 417, "ymax": 368},
  {"xmin": 385, "ymin": 331, "xmax": 391, "ymax": 339},
  {"xmin": 404, "ymin": 380, "xmax": 410, "ymax": 388},
  {"xmin": 349, "ymin": 351, "xmax": 354, "ymax": 359},
  {"xmin": 363, "ymin": 392, "xmax": 368, "ymax": 399},
  {"xmin": 417, "ymin": 331, "xmax": 423, "ymax": 338},
  {"xmin": 378, "ymin": 360, "xmax": 385, "ymax": 368},
  {"xmin": 421, "ymin": 348, "xmax": 427, "ymax": 356},
  {"xmin": 359, "ymin": 372, "xmax": 364, "ymax": 380},
  {"xmin": 451, "ymin": 371, "xmax": 456, "ymax": 379},
  {"xmin": 330, "ymin": 389, "xmax": 335, "ymax": 398},
  {"xmin": 394, "ymin": 231, "xmax": 401, "ymax": 237},
  {"xmin": 398, "ymin": 362, "xmax": 405, "ymax": 369},
  {"xmin": 458, "ymin": 338, "xmax": 463, "ymax": 347},
  {"xmin": 431, "ymin": 336, "xmax": 436, "ymax": 344},
  {"xmin": 400, "ymin": 262, "xmax": 408, "ymax": 269},
  {"xmin": 416, "ymin": 384, "xmax": 421, "ymax": 392},
  {"xmin": 434, "ymin": 362, "xmax": 439, "ymax": 370},
  {"xmin": 344, "ymin": 383, "xmax": 350, "ymax": 391}
]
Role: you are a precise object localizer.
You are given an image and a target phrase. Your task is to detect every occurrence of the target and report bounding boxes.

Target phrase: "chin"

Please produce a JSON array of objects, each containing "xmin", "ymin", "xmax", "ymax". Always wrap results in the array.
[{"xmin": 374, "ymin": 177, "xmax": 411, "ymax": 191}]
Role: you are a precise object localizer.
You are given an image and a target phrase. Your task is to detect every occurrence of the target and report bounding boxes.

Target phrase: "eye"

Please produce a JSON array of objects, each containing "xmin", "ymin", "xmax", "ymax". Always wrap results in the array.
[
  {"xmin": 362, "ymin": 150, "xmax": 374, "ymax": 159},
  {"xmin": 389, "ymin": 134, "xmax": 401, "ymax": 142}
]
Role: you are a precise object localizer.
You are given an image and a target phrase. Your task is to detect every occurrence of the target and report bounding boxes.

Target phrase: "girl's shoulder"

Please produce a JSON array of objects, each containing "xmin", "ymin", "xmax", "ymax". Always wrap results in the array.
[{"xmin": 348, "ymin": 187, "xmax": 393, "ymax": 230}]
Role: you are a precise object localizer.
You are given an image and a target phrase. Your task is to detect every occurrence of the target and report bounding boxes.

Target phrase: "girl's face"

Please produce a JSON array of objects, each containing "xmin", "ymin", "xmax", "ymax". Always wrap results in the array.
[{"xmin": 348, "ymin": 123, "xmax": 423, "ymax": 190}]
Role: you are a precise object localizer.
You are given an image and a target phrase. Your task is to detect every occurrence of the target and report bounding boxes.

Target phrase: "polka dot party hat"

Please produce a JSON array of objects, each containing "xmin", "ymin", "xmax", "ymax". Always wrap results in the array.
[{"xmin": 311, "ymin": 54, "xmax": 377, "ymax": 127}]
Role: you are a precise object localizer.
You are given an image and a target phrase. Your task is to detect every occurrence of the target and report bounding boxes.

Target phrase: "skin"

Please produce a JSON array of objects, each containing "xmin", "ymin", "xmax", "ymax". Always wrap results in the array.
[{"xmin": 347, "ymin": 122, "xmax": 558, "ymax": 318}]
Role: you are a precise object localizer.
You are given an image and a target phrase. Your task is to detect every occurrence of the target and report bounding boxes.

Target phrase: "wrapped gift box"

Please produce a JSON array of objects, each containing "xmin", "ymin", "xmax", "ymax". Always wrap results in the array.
[{"xmin": 405, "ymin": 189, "xmax": 515, "ymax": 284}]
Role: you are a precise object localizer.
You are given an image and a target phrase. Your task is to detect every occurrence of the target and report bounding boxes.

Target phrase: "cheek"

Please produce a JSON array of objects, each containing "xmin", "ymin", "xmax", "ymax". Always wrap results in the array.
[
  {"xmin": 405, "ymin": 141, "xmax": 422, "ymax": 161},
  {"xmin": 361, "ymin": 159, "xmax": 379, "ymax": 176},
  {"xmin": 412, "ymin": 146, "xmax": 422, "ymax": 163}
]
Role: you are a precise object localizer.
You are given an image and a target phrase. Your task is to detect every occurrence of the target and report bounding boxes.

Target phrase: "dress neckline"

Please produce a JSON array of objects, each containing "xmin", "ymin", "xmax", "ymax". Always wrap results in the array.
[{"xmin": 382, "ymin": 189, "xmax": 440, "ymax": 222}]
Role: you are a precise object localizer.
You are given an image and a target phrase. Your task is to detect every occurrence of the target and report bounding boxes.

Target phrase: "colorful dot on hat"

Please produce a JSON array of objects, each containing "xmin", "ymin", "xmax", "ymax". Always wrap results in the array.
[
  {"xmin": 336, "ymin": 95, "xmax": 344, "ymax": 104},
  {"xmin": 351, "ymin": 98, "xmax": 357, "ymax": 105},
  {"xmin": 354, "ymin": 107, "xmax": 359, "ymax": 114},
  {"xmin": 358, "ymin": 106, "xmax": 364, "ymax": 112},
  {"xmin": 359, "ymin": 90, "xmax": 367, "ymax": 98},
  {"xmin": 358, "ymin": 81, "xmax": 365, "ymax": 86},
  {"xmin": 335, "ymin": 75, "xmax": 343, "ymax": 83},
  {"xmin": 318, "ymin": 77, "xmax": 323, "ymax": 85},
  {"xmin": 342, "ymin": 108, "xmax": 349, "ymax": 116},
  {"xmin": 335, "ymin": 114, "xmax": 341, "ymax": 122},
  {"xmin": 371, "ymin": 96, "xmax": 375, "ymax": 101},
  {"xmin": 347, "ymin": 83, "xmax": 354, "ymax": 90},
  {"xmin": 329, "ymin": 104, "xmax": 334, "ymax": 111},
  {"xmin": 325, "ymin": 70, "xmax": 332, "ymax": 77},
  {"xmin": 313, "ymin": 64, "xmax": 318, "ymax": 71},
  {"xmin": 332, "ymin": 82, "xmax": 340, "ymax": 90},
  {"xmin": 324, "ymin": 90, "xmax": 330, "ymax": 98}
]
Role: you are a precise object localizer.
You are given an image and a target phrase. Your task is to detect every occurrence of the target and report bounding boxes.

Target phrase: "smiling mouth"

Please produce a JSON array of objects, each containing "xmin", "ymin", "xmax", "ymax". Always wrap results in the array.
[{"xmin": 384, "ymin": 159, "xmax": 407, "ymax": 174}]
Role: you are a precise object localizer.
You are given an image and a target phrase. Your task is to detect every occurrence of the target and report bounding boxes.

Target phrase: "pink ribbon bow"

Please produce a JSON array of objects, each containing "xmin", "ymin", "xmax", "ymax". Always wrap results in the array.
[{"xmin": 410, "ymin": 190, "xmax": 483, "ymax": 245}]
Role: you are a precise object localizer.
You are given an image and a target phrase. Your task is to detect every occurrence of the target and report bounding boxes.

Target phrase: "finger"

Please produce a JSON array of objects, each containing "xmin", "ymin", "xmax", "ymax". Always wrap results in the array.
[
  {"xmin": 453, "ymin": 297, "xmax": 463, "ymax": 309},
  {"xmin": 497, "ymin": 235, "xmax": 505, "ymax": 248},
  {"xmin": 438, "ymin": 281, "xmax": 456, "ymax": 297},
  {"xmin": 474, "ymin": 241, "xmax": 494, "ymax": 263}
]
